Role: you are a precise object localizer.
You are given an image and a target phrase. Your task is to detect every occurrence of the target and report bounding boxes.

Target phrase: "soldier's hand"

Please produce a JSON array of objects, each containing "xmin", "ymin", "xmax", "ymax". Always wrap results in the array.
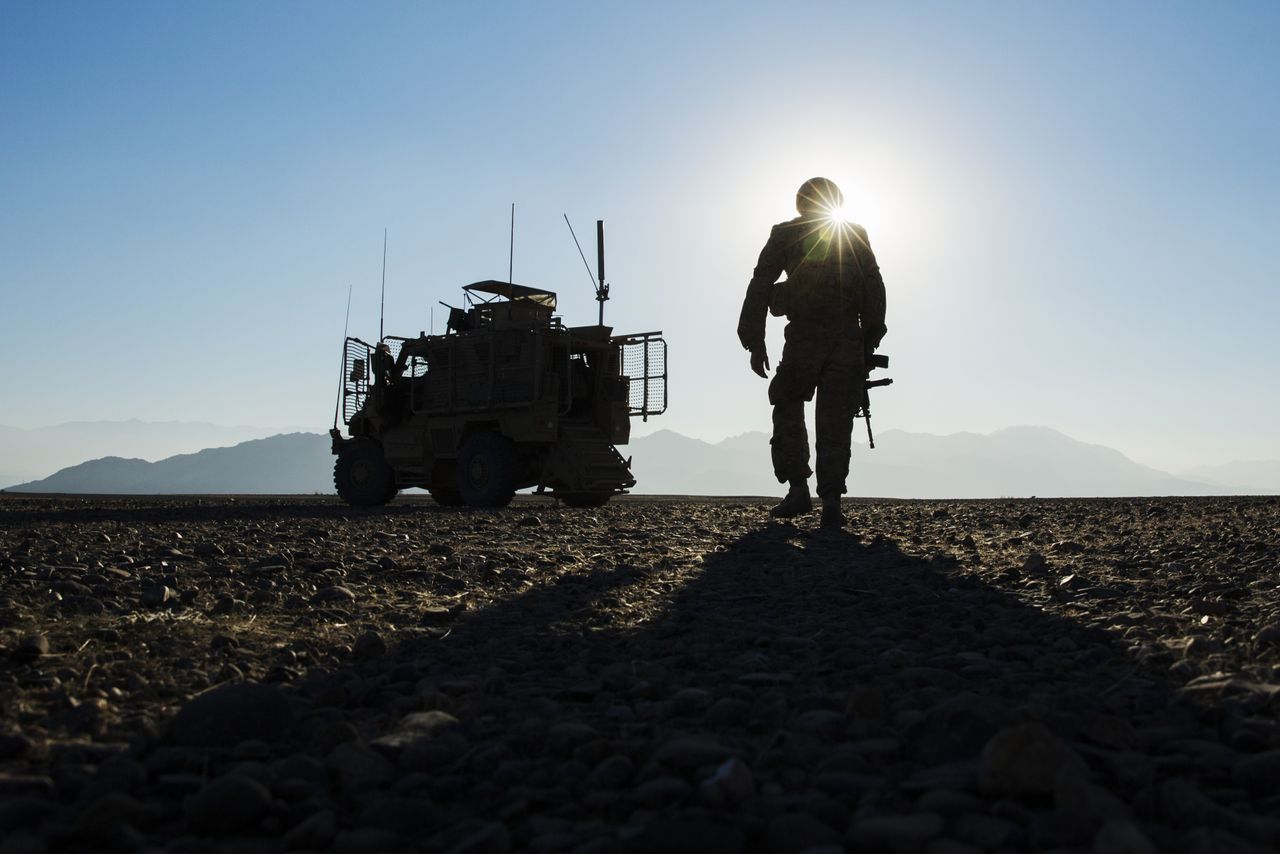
[{"xmin": 750, "ymin": 348, "xmax": 770, "ymax": 378}]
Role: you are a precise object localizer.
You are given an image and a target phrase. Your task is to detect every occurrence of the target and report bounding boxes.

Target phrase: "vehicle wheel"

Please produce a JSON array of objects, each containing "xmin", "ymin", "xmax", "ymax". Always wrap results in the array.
[
  {"xmin": 334, "ymin": 441, "xmax": 396, "ymax": 507},
  {"xmin": 429, "ymin": 486, "xmax": 464, "ymax": 506},
  {"xmin": 558, "ymin": 492, "xmax": 612, "ymax": 508},
  {"xmin": 456, "ymin": 432, "xmax": 517, "ymax": 508}
]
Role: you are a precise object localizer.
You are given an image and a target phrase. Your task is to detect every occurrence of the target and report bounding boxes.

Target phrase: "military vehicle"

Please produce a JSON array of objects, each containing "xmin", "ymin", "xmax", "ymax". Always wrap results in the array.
[{"xmin": 329, "ymin": 226, "xmax": 666, "ymax": 509}]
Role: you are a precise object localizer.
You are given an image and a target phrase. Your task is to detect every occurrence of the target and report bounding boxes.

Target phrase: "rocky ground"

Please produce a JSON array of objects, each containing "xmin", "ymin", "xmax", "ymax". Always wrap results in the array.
[{"xmin": 1, "ymin": 493, "xmax": 1279, "ymax": 854}]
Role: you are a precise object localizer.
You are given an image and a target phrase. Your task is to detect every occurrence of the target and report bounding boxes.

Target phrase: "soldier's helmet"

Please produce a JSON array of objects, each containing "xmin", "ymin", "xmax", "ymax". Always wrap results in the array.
[{"xmin": 795, "ymin": 177, "xmax": 844, "ymax": 216}]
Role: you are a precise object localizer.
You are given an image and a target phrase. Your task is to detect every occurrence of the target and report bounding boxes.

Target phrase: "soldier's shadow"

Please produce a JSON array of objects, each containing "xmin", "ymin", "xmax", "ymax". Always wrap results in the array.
[{"xmin": 354, "ymin": 505, "xmax": 1264, "ymax": 852}]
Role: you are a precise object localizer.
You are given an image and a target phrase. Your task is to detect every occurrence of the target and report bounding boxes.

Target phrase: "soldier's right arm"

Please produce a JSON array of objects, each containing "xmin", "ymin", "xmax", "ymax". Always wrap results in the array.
[{"xmin": 736, "ymin": 225, "xmax": 787, "ymax": 352}]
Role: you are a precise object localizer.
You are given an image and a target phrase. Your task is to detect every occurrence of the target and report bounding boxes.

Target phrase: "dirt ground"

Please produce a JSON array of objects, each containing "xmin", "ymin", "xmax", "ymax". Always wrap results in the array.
[{"xmin": 1, "ymin": 493, "xmax": 1278, "ymax": 853}]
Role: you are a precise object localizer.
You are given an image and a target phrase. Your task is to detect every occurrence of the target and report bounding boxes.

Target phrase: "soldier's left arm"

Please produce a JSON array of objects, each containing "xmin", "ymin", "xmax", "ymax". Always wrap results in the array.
[
  {"xmin": 737, "ymin": 225, "xmax": 788, "ymax": 353},
  {"xmin": 853, "ymin": 224, "xmax": 887, "ymax": 350}
]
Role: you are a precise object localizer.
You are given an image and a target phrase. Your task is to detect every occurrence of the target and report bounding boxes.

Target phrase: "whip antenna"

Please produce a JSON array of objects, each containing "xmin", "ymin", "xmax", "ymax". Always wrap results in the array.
[
  {"xmin": 379, "ymin": 228, "xmax": 387, "ymax": 343},
  {"xmin": 508, "ymin": 203, "xmax": 515, "ymax": 284},
  {"xmin": 564, "ymin": 214, "xmax": 599, "ymax": 289},
  {"xmin": 595, "ymin": 219, "xmax": 609, "ymax": 325}
]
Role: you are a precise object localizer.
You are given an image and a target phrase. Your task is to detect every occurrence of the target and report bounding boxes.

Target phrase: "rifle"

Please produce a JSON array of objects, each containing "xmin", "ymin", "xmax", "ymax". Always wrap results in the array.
[{"xmin": 858, "ymin": 353, "xmax": 893, "ymax": 449}]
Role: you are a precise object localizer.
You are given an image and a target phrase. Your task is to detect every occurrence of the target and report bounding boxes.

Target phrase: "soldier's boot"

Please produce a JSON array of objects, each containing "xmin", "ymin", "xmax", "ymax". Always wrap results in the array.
[
  {"xmin": 770, "ymin": 479, "xmax": 813, "ymax": 518},
  {"xmin": 820, "ymin": 495, "xmax": 845, "ymax": 530}
]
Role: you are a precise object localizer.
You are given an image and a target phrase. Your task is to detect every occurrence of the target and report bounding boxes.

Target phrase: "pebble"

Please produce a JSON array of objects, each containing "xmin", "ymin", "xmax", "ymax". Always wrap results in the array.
[
  {"xmin": 168, "ymin": 681, "xmax": 294, "ymax": 748},
  {"xmin": 1093, "ymin": 819, "xmax": 1158, "ymax": 854},
  {"xmin": 12, "ymin": 634, "xmax": 49, "ymax": 664},
  {"xmin": 767, "ymin": 812, "xmax": 841, "ymax": 854},
  {"xmin": 327, "ymin": 741, "xmax": 397, "ymax": 792},
  {"xmin": 284, "ymin": 810, "xmax": 336, "ymax": 849},
  {"xmin": 653, "ymin": 736, "xmax": 734, "ymax": 768},
  {"xmin": 142, "ymin": 583, "xmax": 175, "ymax": 607},
  {"xmin": 353, "ymin": 630, "xmax": 387, "ymax": 658},
  {"xmin": 587, "ymin": 754, "xmax": 634, "ymax": 789},
  {"xmin": 979, "ymin": 723, "xmax": 1087, "ymax": 798},
  {"xmin": 1231, "ymin": 749, "xmax": 1280, "ymax": 795},
  {"xmin": 185, "ymin": 774, "xmax": 272, "ymax": 832},
  {"xmin": 632, "ymin": 776, "xmax": 692, "ymax": 806},
  {"xmin": 697, "ymin": 757, "xmax": 754, "ymax": 807},
  {"xmin": 331, "ymin": 828, "xmax": 405, "ymax": 854},
  {"xmin": 312, "ymin": 585, "xmax": 357, "ymax": 603},
  {"xmin": 847, "ymin": 812, "xmax": 945, "ymax": 853}
]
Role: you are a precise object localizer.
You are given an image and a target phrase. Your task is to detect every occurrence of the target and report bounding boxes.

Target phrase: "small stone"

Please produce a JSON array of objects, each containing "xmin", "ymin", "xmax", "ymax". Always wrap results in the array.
[
  {"xmin": 668, "ymin": 686, "xmax": 711, "ymax": 711},
  {"xmin": 358, "ymin": 796, "xmax": 438, "ymax": 835},
  {"xmin": 312, "ymin": 585, "xmax": 357, "ymax": 604},
  {"xmin": 284, "ymin": 810, "xmax": 336, "ymax": 849},
  {"xmin": 1254, "ymin": 623, "xmax": 1280, "ymax": 646},
  {"xmin": 518, "ymin": 515, "xmax": 542, "ymax": 527},
  {"xmin": 194, "ymin": 542, "xmax": 225, "ymax": 557},
  {"xmin": 0, "ymin": 774, "xmax": 55, "ymax": 798},
  {"xmin": 768, "ymin": 812, "xmax": 841, "ymax": 854},
  {"xmin": 705, "ymin": 697, "xmax": 750, "ymax": 726},
  {"xmin": 1093, "ymin": 819, "xmax": 1158, "ymax": 854},
  {"xmin": 587, "ymin": 754, "xmax": 634, "ymax": 789},
  {"xmin": 846, "ymin": 686, "xmax": 887, "ymax": 721},
  {"xmin": 12, "ymin": 635, "xmax": 49, "ymax": 664},
  {"xmin": 186, "ymin": 774, "xmax": 272, "ymax": 832},
  {"xmin": 1054, "ymin": 772, "xmax": 1130, "ymax": 842},
  {"xmin": 1022, "ymin": 552, "xmax": 1049, "ymax": 573},
  {"xmin": 548, "ymin": 721, "xmax": 598, "ymax": 753},
  {"xmin": 142, "ymin": 583, "xmax": 175, "ymax": 607},
  {"xmin": 451, "ymin": 821, "xmax": 512, "ymax": 854},
  {"xmin": 331, "ymin": 828, "xmax": 404, "ymax": 854},
  {"xmin": 168, "ymin": 682, "xmax": 294, "ymax": 748},
  {"xmin": 653, "ymin": 736, "xmax": 734, "ymax": 768},
  {"xmin": 353, "ymin": 631, "xmax": 387, "ymax": 658},
  {"xmin": 1231, "ymin": 749, "xmax": 1280, "ymax": 796},
  {"xmin": 632, "ymin": 814, "xmax": 745, "ymax": 854},
  {"xmin": 632, "ymin": 776, "xmax": 691, "ymax": 806},
  {"xmin": 908, "ymin": 693, "xmax": 1010, "ymax": 764},
  {"xmin": 848, "ymin": 812, "xmax": 945, "ymax": 853},
  {"xmin": 73, "ymin": 792, "xmax": 154, "ymax": 837},
  {"xmin": 698, "ymin": 757, "xmax": 755, "ymax": 807},
  {"xmin": 979, "ymin": 723, "xmax": 1087, "ymax": 799},
  {"xmin": 328, "ymin": 742, "xmax": 397, "ymax": 792},
  {"xmin": 0, "ymin": 796, "xmax": 55, "ymax": 832}
]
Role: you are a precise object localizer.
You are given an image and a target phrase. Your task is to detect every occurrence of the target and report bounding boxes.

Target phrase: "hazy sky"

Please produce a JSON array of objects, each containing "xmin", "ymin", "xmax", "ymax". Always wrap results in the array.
[{"xmin": 2, "ymin": 1, "xmax": 1277, "ymax": 473}]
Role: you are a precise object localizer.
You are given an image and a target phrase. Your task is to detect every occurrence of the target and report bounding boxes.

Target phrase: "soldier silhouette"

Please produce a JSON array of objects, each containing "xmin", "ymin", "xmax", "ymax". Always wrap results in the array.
[{"xmin": 737, "ymin": 177, "xmax": 887, "ymax": 528}]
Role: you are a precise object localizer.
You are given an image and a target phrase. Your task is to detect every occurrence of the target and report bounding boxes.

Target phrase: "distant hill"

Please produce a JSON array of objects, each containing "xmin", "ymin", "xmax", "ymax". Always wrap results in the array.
[
  {"xmin": 8, "ymin": 433, "xmax": 333, "ymax": 494},
  {"xmin": 5, "ymin": 425, "xmax": 1262, "ymax": 498},
  {"xmin": 626, "ymin": 426, "xmax": 1240, "ymax": 498},
  {"xmin": 1180, "ymin": 460, "xmax": 1280, "ymax": 493},
  {"xmin": 0, "ymin": 419, "xmax": 290, "ymax": 488}
]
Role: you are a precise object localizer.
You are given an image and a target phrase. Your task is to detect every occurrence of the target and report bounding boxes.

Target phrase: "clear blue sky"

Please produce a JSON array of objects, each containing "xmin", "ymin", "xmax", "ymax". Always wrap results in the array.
[{"xmin": 2, "ymin": 0, "xmax": 1277, "ymax": 472}]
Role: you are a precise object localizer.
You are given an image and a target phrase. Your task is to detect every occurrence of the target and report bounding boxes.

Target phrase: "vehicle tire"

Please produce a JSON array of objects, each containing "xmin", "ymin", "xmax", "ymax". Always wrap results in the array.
[
  {"xmin": 334, "ymin": 441, "xmax": 396, "ymax": 507},
  {"xmin": 456, "ymin": 432, "xmax": 517, "ymax": 508},
  {"xmin": 429, "ymin": 486, "xmax": 465, "ymax": 506},
  {"xmin": 558, "ymin": 492, "xmax": 612, "ymax": 508}
]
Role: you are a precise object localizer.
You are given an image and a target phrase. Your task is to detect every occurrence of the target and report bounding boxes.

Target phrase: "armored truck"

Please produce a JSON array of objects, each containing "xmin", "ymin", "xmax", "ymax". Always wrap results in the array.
[{"xmin": 330, "ymin": 279, "xmax": 666, "ymax": 508}]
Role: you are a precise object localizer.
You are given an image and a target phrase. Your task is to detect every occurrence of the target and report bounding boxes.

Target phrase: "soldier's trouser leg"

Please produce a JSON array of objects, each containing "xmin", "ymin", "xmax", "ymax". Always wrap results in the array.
[
  {"xmin": 814, "ymin": 338, "xmax": 863, "ymax": 499},
  {"xmin": 767, "ymin": 324, "xmax": 827, "ymax": 485},
  {"xmin": 770, "ymin": 400, "xmax": 809, "ymax": 485}
]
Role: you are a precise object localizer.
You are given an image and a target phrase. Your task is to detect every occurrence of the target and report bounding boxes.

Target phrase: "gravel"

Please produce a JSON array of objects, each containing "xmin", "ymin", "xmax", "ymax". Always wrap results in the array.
[{"xmin": 2, "ymin": 493, "xmax": 1279, "ymax": 852}]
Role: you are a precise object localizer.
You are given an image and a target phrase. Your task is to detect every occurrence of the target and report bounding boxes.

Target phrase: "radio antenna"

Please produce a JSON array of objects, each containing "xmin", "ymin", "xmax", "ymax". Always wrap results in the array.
[
  {"xmin": 379, "ymin": 228, "xmax": 387, "ymax": 343},
  {"xmin": 564, "ymin": 214, "xmax": 599, "ymax": 291},
  {"xmin": 595, "ymin": 219, "xmax": 609, "ymax": 326},
  {"xmin": 508, "ymin": 203, "xmax": 515, "ymax": 284}
]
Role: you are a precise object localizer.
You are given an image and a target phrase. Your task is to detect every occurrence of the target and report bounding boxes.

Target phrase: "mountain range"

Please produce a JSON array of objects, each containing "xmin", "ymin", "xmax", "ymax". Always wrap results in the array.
[
  {"xmin": 5, "ymin": 425, "xmax": 1276, "ymax": 497},
  {"xmin": 0, "ymin": 420, "xmax": 288, "ymax": 488}
]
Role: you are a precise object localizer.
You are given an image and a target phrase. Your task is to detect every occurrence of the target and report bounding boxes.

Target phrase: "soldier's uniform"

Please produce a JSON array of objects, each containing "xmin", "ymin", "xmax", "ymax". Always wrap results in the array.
[{"xmin": 737, "ymin": 200, "xmax": 886, "ymax": 513}]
